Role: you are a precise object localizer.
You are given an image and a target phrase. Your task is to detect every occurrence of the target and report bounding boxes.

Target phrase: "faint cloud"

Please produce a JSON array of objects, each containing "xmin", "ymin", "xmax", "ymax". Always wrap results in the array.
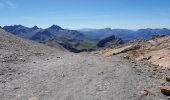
[
  {"xmin": 0, "ymin": 0, "xmax": 17, "ymax": 9},
  {"xmin": 6, "ymin": 0, "xmax": 17, "ymax": 8}
]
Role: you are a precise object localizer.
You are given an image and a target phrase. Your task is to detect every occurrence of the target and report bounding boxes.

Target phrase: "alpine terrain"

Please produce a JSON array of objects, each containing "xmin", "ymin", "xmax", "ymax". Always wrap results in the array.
[{"xmin": 0, "ymin": 28, "xmax": 170, "ymax": 100}]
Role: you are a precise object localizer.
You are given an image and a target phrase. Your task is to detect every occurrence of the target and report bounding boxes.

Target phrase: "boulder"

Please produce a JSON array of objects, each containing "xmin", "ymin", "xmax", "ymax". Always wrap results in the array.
[{"xmin": 161, "ymin": 86, "xmax": 170, "ymax": 96}]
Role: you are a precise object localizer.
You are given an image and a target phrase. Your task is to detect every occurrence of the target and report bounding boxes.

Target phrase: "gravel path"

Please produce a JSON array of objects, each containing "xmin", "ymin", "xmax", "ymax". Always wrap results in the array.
[{"xmin": 0, "ymin": 53, "xmax": 168, "ymax": 100}]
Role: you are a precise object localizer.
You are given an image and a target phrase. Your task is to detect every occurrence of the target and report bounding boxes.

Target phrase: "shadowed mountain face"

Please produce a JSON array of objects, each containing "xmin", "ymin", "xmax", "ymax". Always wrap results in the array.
[
  {"xmin": 97, "ymin": 35, "xmax": 124, "ymax": 48},
  {"xmin": 3, "ymin": 25, "xmax": 43, "ymax": 39},
  {"xmin": 3, "ymin": 25, "xmax": 86, "ymax": 41},
  {"xmin": 30, "ymin": 25, "xmax": 86, "ymax": 41}
]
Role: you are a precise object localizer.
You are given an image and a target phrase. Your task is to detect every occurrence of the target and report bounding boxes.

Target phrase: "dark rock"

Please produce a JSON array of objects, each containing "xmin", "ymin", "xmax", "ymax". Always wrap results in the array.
[
  {"xmin": 161, "ymin": 86, "xmax": 170, "ymax": 96},
  {"xmin": 166, "ymin": 77, "xmax": 170, "ymax": 82},
  {"xmin": 123, "ymin": 56, "xmax": 130, "ymax": 59},
  {"xmin": 14, "ymin": 87, "xmax": 21, "ymax": 90}
]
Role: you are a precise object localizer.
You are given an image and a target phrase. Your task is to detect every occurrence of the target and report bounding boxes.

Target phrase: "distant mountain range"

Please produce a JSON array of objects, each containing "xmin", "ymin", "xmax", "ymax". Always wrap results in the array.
[
  {"xmin": 3, "ymin": 25, "xmax": 86, "ymax": 41},
  {"xmin": 79, "ymin": 28, "xmax": 170, "ymax": 42},
  {"xmin": 2, "ymin": 25, "xmax": 97, "ymax": 52},
  {"xmin": 3, "ymin": 25, "xmax": 42, "ymax": 39},
  {"xmin": 2, "ymin": 25, "xmax": 170, "ymax": 52}
]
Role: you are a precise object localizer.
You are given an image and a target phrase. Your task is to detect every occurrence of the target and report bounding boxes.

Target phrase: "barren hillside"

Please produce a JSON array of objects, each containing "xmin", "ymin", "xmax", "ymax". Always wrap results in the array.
[{"xmin": 93, "ymin": 35, "xmax": 170, "ymax": 68}]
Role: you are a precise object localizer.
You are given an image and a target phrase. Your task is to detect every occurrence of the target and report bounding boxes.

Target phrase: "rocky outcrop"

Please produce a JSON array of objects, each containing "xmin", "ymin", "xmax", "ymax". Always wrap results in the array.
[
  {"xmin": 93, "ymin": 35, "xmax": 170, "ymax": 68},
  {"xmin": 97, "ymin": 35, "xmax": 124, "ymax": 48},
  {"xmin": 95, "ymin": 45, "xmax": 140, "ymax": 57}
]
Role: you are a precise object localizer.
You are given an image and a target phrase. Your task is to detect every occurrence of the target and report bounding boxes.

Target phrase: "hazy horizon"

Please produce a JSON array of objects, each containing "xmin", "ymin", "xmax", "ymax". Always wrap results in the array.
[
  {"xmin": 2, "ymin": 24, "xmax": 170, "ymax": 30},
  {"xmin": 0, "ymin": 0, "xmax": 170, "ymax": 29}
]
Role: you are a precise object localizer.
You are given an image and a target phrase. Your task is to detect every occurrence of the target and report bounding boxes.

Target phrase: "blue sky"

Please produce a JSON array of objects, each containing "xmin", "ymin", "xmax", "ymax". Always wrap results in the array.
[{"xmin": 0, "ymin": 0, "xmax": 170, "ymax": 29}]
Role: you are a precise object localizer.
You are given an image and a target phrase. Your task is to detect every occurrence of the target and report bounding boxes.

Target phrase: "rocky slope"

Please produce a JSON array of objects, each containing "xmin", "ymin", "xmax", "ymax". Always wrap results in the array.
[
  {"xmin": 93, "ymin": 35, "xmax": 170, "ymax": 68},
  {"xmin": 0, "ymin": 29, "xmax": 169, "ymax": 100}
]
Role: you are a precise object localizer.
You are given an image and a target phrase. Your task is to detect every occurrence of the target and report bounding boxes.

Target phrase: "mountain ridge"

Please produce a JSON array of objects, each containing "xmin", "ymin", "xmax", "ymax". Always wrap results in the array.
[
  {"xmin": 3, "ymin": 25, "xmax": 170, "ymax": 42},
  {"xmin": 3, "ymin": 25, "xmax": 170, "ymax": 52}
]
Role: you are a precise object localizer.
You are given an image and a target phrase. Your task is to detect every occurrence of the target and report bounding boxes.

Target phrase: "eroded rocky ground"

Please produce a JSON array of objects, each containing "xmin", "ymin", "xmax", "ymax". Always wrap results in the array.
[
  {"xmin": 93, "ymin": 35, "xmax": 170, "ymax": 68},
  {"xmin": 0, "ymin": 29, "xmax": 170, "ymax": 100}
]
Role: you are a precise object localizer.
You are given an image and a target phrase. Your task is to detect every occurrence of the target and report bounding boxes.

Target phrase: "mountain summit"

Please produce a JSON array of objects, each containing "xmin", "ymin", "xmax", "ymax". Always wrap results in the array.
[
  {"xmin": 49, "ymin": 25, "xmax": 63, "ymax": 30},
  {"xmin": 31, "ymin": 26, "xmax": 39, "ymax": 30}
]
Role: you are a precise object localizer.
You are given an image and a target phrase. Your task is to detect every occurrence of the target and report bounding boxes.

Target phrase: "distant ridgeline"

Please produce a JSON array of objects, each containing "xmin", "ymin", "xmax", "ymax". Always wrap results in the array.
[
  {"xmin": 79, "ymin": 28, "xmax": 170, "ymax": 42},
  {"xmin": 3, "ymin": 25, "xmax": 170, "ymax": 52}
]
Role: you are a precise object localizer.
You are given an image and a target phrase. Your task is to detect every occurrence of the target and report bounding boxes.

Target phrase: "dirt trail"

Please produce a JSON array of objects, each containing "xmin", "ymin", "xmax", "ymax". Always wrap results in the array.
[{"xmin": 0, "ymin": 52, "xmax": 169, "ymax": 100}]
